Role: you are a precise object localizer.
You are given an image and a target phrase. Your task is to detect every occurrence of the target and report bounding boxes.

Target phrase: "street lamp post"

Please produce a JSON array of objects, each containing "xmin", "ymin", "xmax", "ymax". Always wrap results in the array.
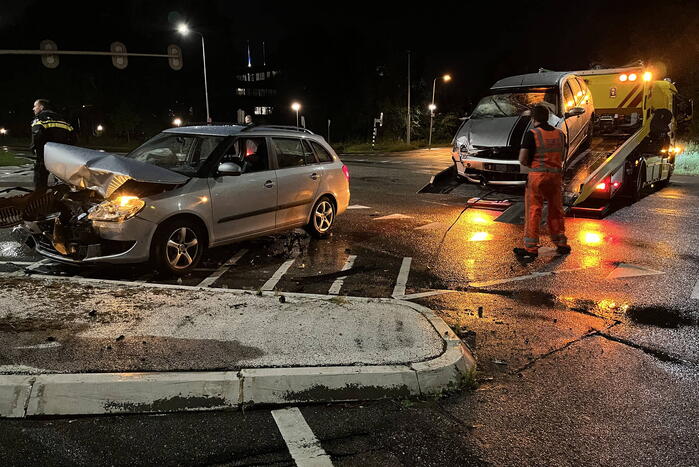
[
  {"xmin": 291, "ymin": 102, "xmax": 301, "ymax": 127},
  {"xmin": 428, "ymin": 74, "xmax": 451, "ymax": 149},
  {"xmin": 178, "ymin": 23, "xmax": 211, "ymax": 124}
]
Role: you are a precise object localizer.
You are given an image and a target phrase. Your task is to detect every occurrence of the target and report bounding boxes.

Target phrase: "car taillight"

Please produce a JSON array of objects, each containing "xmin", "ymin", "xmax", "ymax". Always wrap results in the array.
[
  {"xmin": 342, "ymin": 165, "xmax": 350, "ymax": 181},
  {"xmin": 596, "ymin": 182, "xmax": 607, "ymax": 191}
]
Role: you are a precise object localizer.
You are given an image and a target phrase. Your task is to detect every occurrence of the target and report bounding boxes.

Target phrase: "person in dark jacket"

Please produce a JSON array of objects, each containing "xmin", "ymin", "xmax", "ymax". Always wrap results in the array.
[{"xmin": 30, "ymin": 99, "xmax": 75, "ymax": 191}]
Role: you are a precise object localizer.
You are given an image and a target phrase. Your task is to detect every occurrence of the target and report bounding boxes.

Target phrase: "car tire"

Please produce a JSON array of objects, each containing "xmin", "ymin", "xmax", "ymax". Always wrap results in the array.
[
  {"xmin": 152, "ymin": 218, "xmax": 206, "ymax": 276},
  {"xmin": 306, "ymin": 196, "xmax": 335, "ymax": 238}
]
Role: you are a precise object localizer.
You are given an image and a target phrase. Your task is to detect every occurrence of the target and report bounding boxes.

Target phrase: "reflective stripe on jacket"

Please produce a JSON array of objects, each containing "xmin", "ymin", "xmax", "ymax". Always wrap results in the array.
[{"xmin": 529, "ymin": 127, "xmax": 565, "ymax": 173}]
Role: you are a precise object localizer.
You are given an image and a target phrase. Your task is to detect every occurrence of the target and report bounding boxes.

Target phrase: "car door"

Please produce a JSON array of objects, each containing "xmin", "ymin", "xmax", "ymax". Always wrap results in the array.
[
  {"xmin": 208, "ymin": 136, "xmax": 277, "ymax": 242},
  {"xmin": 576, "ymin": 77, "xmax": 594, "ymax": 134},
  {"xmin": 272, "ymin": 137, "xmax": 322, "ymax": 229}
]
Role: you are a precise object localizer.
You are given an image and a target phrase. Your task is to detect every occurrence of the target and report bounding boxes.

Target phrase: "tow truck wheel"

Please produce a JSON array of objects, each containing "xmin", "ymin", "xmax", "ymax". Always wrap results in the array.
[
  {"xmin": 629, "ymin": 161, "xmax": 646, "ymax": 202},
  {"xmin": 152, "ymin": 218, "xmax": 206, "ymax": 276}
]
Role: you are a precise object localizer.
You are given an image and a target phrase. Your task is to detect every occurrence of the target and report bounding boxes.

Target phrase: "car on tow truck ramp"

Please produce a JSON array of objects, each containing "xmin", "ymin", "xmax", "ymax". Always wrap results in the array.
[
  {"xmin": 16, "ymin": 125, "xmax": 351, "ymax": 275},
  {"xmin": 452, "ymin": 71, "xmax": 594, "ymax": 186}
]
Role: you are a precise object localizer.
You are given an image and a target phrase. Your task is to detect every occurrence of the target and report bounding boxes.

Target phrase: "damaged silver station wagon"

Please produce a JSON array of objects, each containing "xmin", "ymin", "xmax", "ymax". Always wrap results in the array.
[{"xmin": 12, "ymin": 125, "xmax": 350, "ymax": 275}]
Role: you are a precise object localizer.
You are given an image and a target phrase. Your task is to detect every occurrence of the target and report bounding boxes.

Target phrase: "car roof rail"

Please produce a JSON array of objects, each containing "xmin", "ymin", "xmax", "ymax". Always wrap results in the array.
[{"xmin": 241, "ymin": 125, "xmax": 315, "ymax": 135}]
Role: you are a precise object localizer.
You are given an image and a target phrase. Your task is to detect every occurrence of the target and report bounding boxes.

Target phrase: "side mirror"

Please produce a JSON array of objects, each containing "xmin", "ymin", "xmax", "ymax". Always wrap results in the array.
[
  {"xmin": 565, "ymin": 107, "xmax": 585, "ymax": 118},
  {"xmin": 217, "ymin": 162, "xmax": 242, "ymax": 176}
]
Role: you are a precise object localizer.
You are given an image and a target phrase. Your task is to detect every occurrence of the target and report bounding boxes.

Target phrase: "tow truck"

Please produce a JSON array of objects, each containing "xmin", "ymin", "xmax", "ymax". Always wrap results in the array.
[{"xmin": 422, "ymin": 65, "xmax": 693, "ymax": 219}]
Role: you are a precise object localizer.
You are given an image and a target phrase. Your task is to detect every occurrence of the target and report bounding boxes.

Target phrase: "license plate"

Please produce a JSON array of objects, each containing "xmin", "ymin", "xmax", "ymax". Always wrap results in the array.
[{"xmin": 484, "ymin": 163, "xmax": 518, "ymax": 173}]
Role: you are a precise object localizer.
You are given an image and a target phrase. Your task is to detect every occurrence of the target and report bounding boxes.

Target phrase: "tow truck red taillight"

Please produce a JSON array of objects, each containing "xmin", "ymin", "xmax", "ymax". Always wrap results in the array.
[{"xmin": 342, "ymin": 165, "xmax": 350, "ymax": 181}]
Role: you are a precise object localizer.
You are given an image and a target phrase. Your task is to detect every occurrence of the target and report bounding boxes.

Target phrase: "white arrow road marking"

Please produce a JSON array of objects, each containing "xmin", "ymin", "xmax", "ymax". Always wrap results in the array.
[
  {"xmin": 272, "ymin": 407, "xmax": 333, "ymax": 467},
  {"xmin": 261, "ymin": 258, "xmax": 297, "ymax": 291},
  {"xmin": 392, "ymin": 257, "xmax": 412, "ymax": 298},
  {"xmin": 373, "ymin": 213, "xmax": 413, "ymax": 220},
  {"xmin": 414, "ymin": 222, "xmax": 447, "ymax": 230},
  {"xmin": 197, "ymin": 248, "xmax": 248, "ymax": 288},
  {"xmin": 606, "ymin": 263, "xmax": 665, "ymax": 280},
  {"xmin": 328, "ymin": 255, "xmax": 357, "ymax": 295},
  {"xmin": 691, "ymin": 278, "xmax": 699, "ymax": 300}
]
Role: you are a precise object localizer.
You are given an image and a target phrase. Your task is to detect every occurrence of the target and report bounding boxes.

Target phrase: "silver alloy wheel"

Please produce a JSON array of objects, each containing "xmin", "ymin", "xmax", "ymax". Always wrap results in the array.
[
  {"xmin": 165, "ymin": 226, "xmax": 199, "ymax": 270},
  {"xmin": 313, "ymin": 200, "xmax": 334, "ymax": 233}
]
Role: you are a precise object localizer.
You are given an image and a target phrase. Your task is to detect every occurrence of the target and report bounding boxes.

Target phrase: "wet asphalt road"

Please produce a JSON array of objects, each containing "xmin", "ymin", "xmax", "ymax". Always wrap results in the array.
[{"xmin": 1, "ymin": 148, "xmax": 698, "ymax": 465}]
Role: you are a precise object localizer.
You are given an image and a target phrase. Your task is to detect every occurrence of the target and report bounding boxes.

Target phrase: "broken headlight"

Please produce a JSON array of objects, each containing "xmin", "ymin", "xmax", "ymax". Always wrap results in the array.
[{"xmin": 88, "ymin": 196, "xmax": 145, "ymax": 222}]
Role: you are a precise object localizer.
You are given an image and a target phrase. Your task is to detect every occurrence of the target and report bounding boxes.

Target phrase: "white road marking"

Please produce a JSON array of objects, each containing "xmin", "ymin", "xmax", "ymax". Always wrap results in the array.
[
  {"xmin": 346, "ymin": 205, "xmax": 371, "ymax": 210},
  {"xmin": 414, "ymin": 222, "xmax": 447, "ymax": 230},
  {"xmin": 261, "ymin": 258, "xmax": 297, "ymax": 291},
  {"xmin": 392, "ymin": 257, "xmax": 412, "ymax": 298},
  {"xmin": 24, "ymin": 259, "xmax": 50, "ymax": 272},
  {"xmin": 373, "ymin": 213, "xmax": 413, "ymax": 220},
  {"xmin": 197, "ymin": 249, "xmax": 248, "ymax": 288},
  {"xmin": 400, "ymin": 290, "xmax": 457, "ymax": 300},
  {"xmin": 271, "ymin": 407, "xmax": 333, "ymax": 467},
  {"xmin": 419, "ymin": 200, "xmax": 453, "ymax": 206},
  {"xmin": 606, "ymin": 263, "xmax": 665, "ymax": 280},
  {"xmin": 691, "ymin": 278, "xmax": 699, "ymax": 300},
  {"xmin": 0, "ymin": 260, "xmax": 34, "ymax": 266},
  {"xmin": 14, "ymin": 341, "xmax": 62, "ymax": 350},
  {"xmin": 468, "ymin": 266, "xmax": 589, "ymax": 288},
  {"xmin": 328, "ymin": 255, "xmax": 357, "ymax": 295}
]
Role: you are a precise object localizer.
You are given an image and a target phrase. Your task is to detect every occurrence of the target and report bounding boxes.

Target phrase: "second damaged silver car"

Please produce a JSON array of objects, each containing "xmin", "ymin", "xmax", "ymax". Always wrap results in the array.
[
  {"xmin": 452, "ymin": 71, "xmax": 594, "ymax": 185},
  {"xmin": 14, "ymin": 125, "xmax": 350, "ymax": 275}
]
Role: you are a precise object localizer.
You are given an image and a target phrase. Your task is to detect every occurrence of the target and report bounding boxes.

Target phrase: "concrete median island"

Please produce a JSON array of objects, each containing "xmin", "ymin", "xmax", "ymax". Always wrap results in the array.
[{"xmin": 0, "ymin": 276, "xmax": 475, "ymax": 417}]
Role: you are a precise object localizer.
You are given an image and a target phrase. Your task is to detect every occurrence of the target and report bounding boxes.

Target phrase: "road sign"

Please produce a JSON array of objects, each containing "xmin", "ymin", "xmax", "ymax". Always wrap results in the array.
[
  {"xmin": 110, "ymin": 42, "xmax": 127, "ymax": 69},
  {"xmin": 168, "ymin": 44, "xmax": 183, "ymax": 71},
  {"xmin": 40, "ymin": 40, "xmax": 58, "ymax": 68}
]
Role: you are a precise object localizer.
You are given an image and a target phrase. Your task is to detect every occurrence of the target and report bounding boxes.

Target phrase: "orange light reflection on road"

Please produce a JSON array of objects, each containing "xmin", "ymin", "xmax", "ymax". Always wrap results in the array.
[
  {"xmin": 465, "ymin": 210, "xmax": 495, "ymax": 225},
  {"xmin": 580, "ymin": 231, "xmax": 603, "ymax": 246},
  {"xmin": 469, "ymin": 232, "xmax": 492, "ymax": 242}
]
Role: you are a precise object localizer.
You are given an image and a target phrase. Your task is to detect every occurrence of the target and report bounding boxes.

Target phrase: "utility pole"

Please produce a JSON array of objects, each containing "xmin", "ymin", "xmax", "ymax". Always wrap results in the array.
[{"xmin": 406, "ymin": 51, "xmax": 411, "ymax": 144}]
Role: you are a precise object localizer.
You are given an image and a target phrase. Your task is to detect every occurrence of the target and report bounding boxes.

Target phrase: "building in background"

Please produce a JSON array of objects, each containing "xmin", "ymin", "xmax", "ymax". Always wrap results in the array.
[{"xmin": 233, "ymin": 41, "xmax": 280, "ymax": 124}]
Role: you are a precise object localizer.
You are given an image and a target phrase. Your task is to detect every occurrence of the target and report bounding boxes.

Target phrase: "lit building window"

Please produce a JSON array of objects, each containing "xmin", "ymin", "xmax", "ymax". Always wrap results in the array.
[{"xmin": 254, "ymin": 106, "xmax": 273, "ymax": 115}]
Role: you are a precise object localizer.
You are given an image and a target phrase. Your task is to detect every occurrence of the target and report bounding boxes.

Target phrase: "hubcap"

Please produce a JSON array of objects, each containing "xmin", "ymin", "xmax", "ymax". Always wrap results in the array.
[
  {"xmin": 166, "ymin": 227, "xmax": 199, "ymax": 269},
  {"xmin": 313, "ymin": 201, "xmax": 334, "ymax": 233}
]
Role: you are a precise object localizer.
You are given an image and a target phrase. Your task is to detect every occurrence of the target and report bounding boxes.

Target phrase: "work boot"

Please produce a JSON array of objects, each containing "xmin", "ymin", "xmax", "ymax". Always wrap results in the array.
[
  {"xmin": 513, "ymin": 247, "xmax": 538, "ymax": 261},
  {"xmin": 556, "ymin": 245, "xmax": 572, "ymax": 255}
]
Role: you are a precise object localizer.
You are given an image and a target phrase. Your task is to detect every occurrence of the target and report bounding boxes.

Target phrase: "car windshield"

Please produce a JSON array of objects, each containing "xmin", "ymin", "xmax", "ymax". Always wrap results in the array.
[
  {"xmin": 125, "ymin": 133, "xmax": 224, "ymax": 176},
  {"xmin": 471, "ymin": 89, "xmax": 558, "ymax": 118}
]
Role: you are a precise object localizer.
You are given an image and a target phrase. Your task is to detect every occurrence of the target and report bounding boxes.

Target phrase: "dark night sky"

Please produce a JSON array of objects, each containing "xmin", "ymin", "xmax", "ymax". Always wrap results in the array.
[{"xmin": 1, "ymin": 0, "xmax": 698, "ymax": 140}]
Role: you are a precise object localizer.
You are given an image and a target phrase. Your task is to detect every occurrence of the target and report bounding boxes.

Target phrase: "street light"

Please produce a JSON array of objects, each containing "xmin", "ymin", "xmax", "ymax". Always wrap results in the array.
[
  {"xmin": 0, "ymin": 128, "xmax": 7, "ymax": 135},
  {"xmin": 96, "ymin": 124, "xmax": 104, "ymax": 132},
  {"xmin": 428, "ymin": 74, "xmax": 452, "ymax": 149},
  {"xmin": 172, "ymin": 117, "xmax": 183, "ymax": 127},
  {"xmin": 291, "ymin": 102, "xmax": 301, "ymax": 127},
  {"xmin": 177, "ymin": 23, "xmax": 211, "ymax": 124}
]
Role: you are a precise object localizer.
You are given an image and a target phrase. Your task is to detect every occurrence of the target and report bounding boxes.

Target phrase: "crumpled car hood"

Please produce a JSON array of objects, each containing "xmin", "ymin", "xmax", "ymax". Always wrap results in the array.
[{"xmin": 44, "ymin": 143, "xmax": 189, "ymax": 198}]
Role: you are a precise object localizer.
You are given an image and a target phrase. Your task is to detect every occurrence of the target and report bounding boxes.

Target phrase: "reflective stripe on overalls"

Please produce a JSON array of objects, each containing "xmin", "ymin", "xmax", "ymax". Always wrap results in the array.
[{"xmin": 523, "ymin": 127, "xmax": 568, "ymax": 253}]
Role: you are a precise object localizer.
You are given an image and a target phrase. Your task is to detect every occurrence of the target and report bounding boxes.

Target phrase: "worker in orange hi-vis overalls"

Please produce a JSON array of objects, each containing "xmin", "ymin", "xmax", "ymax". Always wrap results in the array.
[{"xmin": 514, "ymin": 104, "xmax": 572, "ymax": 261}]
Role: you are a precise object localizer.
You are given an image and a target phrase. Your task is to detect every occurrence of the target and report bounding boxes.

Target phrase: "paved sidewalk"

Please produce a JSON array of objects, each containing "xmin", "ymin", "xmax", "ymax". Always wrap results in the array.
[{"xmin": 0, "ymin": 276, "xmax": 475, "ymax": 417}]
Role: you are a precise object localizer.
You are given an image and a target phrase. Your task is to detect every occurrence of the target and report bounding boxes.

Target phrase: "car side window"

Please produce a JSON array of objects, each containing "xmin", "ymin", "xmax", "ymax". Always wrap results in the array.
[
  {"xmin": 563, "ymin": 82, "xmax": 575, "ymax": 111},
  {"xmin": 301, "ymin": 140, "xmax": 318, "ymax": 164},
  {"xmin": 568, "ymin": 78, "xmax": 583, "ymax": 106},
  {"xmin": 310, "ymin": 141, "xmax": 334, "ymax": 163},
  {"xmin": 191, "ymin": 136, "xmax": 224, "ymax": 168},
  {"xmin": 221, "ymin": 137, "xmax": 269, "ymax": 174},
  {"xmin": 273, "ymin": 138, "xmax": 307, "ymax": 169}
]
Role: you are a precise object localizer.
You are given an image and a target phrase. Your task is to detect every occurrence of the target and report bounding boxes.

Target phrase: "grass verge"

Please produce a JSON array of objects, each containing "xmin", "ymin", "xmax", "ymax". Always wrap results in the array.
[
  {"xmin": 0, "ymin": 150, "xmax": 32, "ymax": 167},
  {"xmin": 675, "ymin": 141, "xmax": 699, "ymax": 175}
]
